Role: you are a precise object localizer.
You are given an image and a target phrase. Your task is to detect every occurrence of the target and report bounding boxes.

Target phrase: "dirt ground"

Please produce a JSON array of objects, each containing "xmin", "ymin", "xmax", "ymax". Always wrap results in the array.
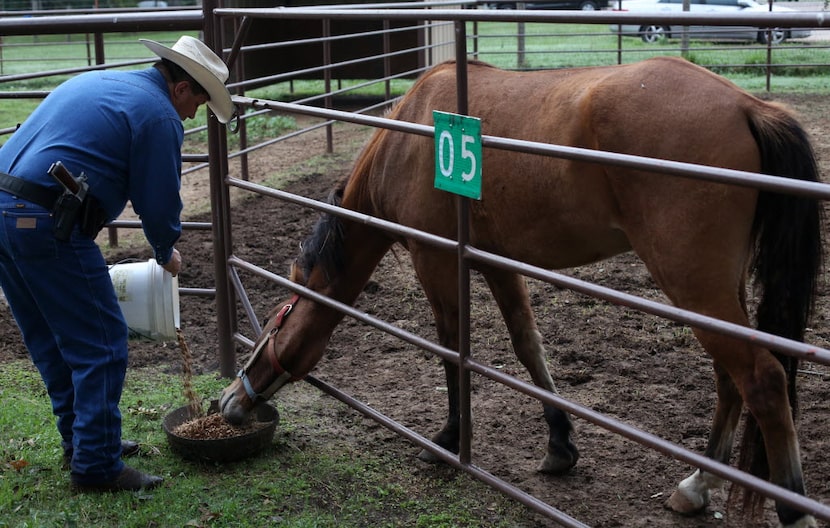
[{"xmin": 2, "ymin": 91, "xmax": 830, "ymax": 527}]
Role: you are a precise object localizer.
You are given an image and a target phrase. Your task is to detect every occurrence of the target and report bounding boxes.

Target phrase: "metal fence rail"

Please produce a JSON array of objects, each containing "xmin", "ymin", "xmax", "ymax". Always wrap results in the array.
[
  {"xmin": 2, "ymin": 4, "xmax": 830, "ymax": 525},
  {"xmin": 211, "ymin": 6, "xmax": 830, "ymax": 525},
  {"xmin": 223, "ymin": 87, "xmax": 830, "ymax": 526}
]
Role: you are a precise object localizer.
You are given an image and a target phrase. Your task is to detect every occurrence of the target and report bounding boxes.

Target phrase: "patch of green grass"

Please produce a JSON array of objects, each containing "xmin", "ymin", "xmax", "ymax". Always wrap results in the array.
[
  {"xmin": 726, "ymin": 72, "xmax": 830, "ymax": 92},
  {"xmin": 0, "ymin": 360, "xmax": 532, "ymax": 528},
  {"xmin": 259, "ymin": 124, "xmax": 373, "ymax": 191},
  {"xmin": 1, "ymin": 99, "xmax": 41, "ymax": 135},
  {"xmin": 246, "ymin": 78, "xmax": 414, "ymax": 104},
  {"xmin": 181, "ymin": 111, "xmax": 299, "ymax": 152},
  {"xmin": 0, "ymin": 32, "xmax": 197, "ymax": 77}
]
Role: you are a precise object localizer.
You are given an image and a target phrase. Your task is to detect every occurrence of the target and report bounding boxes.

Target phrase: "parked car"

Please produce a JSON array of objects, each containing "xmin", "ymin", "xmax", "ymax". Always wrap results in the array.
[
  {"xmin": 487, "ymin": 0, "xmax": 610, "ymax": 10},
  {"xmin": 609, "ymin": 0, "xmax": 811, "ymax": 44}
]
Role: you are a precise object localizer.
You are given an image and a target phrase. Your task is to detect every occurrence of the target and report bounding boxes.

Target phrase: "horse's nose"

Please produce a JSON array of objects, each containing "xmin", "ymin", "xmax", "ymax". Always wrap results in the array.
[
  {"xmin": 218, "ymin": 386, "xmax": 231, "ymax": 412},
  {"xmin": 219, "ymin": 387, "xmax": 246, "ymax": 425}
]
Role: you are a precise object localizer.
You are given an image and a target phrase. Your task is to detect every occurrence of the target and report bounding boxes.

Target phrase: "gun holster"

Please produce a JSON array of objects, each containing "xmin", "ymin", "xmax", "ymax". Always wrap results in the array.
[
  {"xmin": 51, "ymin": 193, "xmax": 82, "ymax": 241},
  {"xmin": 51, "ymin": 193, "xmax": 107, "ymax": 241},
  {"xmin": 79, "ymin": 194, "xmax": 108, "ymax": 238}
]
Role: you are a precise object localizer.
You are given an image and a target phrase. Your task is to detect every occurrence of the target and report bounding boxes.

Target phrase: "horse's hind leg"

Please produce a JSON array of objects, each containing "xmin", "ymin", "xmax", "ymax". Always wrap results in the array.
[
  {"xmin": 640, "ymin": 244, "xmax": 812, "ymax": 526},
  {"xmin": 665, "ymin": 361, "xmax": 742, "ymax": 514},
  {"xmin": 480, "ymin": 267, "xmax": 578, "ymax": 474},
  {"xmin": 667, "ymin": 327, "xmax": 813, "ymax": 526}
]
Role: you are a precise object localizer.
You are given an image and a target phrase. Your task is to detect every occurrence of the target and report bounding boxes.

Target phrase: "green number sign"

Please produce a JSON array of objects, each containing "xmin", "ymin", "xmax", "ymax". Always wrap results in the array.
[{"xmin": 433, "ymin": 111, "xmax": 482, "ymax": 200}]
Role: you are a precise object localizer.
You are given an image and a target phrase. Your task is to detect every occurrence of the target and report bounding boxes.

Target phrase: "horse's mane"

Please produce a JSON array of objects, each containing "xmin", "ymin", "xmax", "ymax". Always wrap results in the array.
[
  {"xmin": 293, "ymin": 185, "xmax": 346, "ymax": 285},
  {"xmin": 294, "ymin": 60, "xmax": 499, "ymax": 286}
]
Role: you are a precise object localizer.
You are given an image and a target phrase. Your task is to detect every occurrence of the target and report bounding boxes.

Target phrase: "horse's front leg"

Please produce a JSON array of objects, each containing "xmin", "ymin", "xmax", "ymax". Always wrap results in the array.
[
  {"xmin": 410, "ymin": 248, "xmax": 465, "ymax": 462},
  {"xmin": 417, "ymin": 358, "xmax": 461, "ymax": 462}
]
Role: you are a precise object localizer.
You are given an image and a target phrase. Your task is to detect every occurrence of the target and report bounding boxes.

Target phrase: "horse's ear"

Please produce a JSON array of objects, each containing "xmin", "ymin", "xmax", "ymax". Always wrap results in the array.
[
  {"xmin": 328, "ymin": 186, "xmax": 344, "ymax": 207},
  {"xmin": 289, "ymin": 260, "xmax": 305, "ymax": 284}
]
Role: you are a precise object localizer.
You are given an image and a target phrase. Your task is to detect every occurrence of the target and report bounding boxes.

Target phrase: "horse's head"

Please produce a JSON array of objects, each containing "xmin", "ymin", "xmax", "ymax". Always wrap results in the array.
[
  {"xmin": 219, "ymin": 185, "xmax": 363, "ymax": 425},
  {"xmin": 218, "ymin": 293, "xmax": 304, "ymax": 425}
]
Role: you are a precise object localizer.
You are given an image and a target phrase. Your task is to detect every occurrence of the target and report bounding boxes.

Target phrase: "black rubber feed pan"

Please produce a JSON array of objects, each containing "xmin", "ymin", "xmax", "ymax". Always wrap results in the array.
[{"xmin": 163, "ymin": 399, "xmax": 279, "ymax": 463}]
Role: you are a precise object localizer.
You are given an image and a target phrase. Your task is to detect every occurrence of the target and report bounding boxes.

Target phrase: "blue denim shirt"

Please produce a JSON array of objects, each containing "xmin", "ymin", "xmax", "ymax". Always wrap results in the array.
[{"xmin": 0, "ymin": 68, "xmax": 183, "ymax": 265}]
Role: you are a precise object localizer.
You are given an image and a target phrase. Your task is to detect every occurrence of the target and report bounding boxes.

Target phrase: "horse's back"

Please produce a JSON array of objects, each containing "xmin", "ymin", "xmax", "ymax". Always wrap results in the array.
[
  {"xmin": 356, "ymin": 58, "xmax": 777, "ymax": 273},
  {"xmin": 392, "ymin": 57, "xmax": 763, "ymax": 164}
]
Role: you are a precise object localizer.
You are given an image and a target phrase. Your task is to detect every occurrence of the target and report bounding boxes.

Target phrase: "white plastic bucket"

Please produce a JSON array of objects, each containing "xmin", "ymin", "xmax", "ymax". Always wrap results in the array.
[{"xmin": 108, "ymin": 259, "xmax": 180, "ymax": 341}]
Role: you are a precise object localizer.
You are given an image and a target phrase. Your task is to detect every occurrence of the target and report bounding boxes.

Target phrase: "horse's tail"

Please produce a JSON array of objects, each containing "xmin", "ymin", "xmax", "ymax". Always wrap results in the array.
[{"xmin": 733, "ymin": 102, "xmax": 824, "ymax": 513}]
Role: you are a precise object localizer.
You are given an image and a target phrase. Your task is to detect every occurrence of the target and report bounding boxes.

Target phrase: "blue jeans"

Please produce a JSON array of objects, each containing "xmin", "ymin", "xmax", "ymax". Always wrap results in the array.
[{"xmin": 0, "ymin": 191, "xmax": 128, "ymax": 483}]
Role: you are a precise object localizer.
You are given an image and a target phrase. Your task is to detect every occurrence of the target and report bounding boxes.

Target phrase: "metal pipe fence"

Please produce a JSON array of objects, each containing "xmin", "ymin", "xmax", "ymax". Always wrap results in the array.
[
  {"xmin": 1, "ymin": 4, "xmax": 830, "ymax": 524},
  {"xmin": 4, "ymin": 5, "xmax": 829, "ymax": 85},
  {"xmin": 211, "ymin": 6, "xmax": 830, "ymax": 525}
]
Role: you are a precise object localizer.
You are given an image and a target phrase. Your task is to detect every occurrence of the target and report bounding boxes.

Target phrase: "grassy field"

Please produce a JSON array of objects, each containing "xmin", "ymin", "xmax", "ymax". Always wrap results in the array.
[{"xmin": 0, "ymin": 359, "xmax": 534, "ymax": 528}]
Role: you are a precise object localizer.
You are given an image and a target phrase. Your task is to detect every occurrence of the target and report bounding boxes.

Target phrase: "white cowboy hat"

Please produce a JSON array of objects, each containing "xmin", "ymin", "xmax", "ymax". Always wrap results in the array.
[{"xmin": 140, "ymin": 36, "xmax": 234, "ymax": 124}]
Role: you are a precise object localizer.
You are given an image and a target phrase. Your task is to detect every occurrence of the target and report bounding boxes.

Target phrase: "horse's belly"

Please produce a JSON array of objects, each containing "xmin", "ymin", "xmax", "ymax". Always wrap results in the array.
[{"xmin": 478, "ymin": 226, "xmax": 632, "ymax": 271}]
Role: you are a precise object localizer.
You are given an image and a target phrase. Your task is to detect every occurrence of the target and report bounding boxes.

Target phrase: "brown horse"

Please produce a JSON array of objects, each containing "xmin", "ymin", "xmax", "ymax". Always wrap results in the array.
[{"xmin": 219, "ymin": 57, "xmax": 823, "ymax": 527}]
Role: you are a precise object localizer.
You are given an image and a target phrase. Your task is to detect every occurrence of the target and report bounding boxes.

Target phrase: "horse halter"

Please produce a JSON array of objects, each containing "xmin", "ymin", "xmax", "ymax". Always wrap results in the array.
[{"xmin": 237, "ymin": 294, "xmax": 303, "ymax": 404}]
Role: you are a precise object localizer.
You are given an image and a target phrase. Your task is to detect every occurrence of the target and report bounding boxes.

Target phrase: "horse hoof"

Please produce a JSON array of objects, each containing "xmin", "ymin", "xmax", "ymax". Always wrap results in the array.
[
  {"xmin": 417, "ymin": 448, "xmax": 441, "ymax": 464},
  {"xmin": 783, "ymin": 515, "xmax": 817, "ymax": 528},
  {"xmin": 536, "ymin": 447, "xmax": 579, "ymax": 474},
  {"xmin": 664, "ymin": 488, "xmax": 707, "ymax": 516}
]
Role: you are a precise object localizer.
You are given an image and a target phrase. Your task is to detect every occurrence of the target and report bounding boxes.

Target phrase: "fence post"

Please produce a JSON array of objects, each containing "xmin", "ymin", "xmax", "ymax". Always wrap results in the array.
[
  {"xmin": 204, "ymin": 0, "xmax": 237, "ymax": 377},
  {"xmin": 517, "ymin": 2, "xmax": 526, "ymax": 68},
  {"xmin": 453, "ymin": 19, "xmax": 473, "ymax": 466}
]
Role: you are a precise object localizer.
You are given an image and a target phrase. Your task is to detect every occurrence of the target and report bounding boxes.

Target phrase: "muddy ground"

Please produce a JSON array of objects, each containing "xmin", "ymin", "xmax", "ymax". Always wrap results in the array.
[{"xmin": 1, "ymin": 92, "xmax": 829, "ymax": 527}]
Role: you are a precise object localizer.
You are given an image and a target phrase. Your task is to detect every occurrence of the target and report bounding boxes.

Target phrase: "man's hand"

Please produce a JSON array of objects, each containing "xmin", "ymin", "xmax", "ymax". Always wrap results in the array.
[{"xmin": 162, "ymin": 248, "xmax": 182, "ymax": 277}]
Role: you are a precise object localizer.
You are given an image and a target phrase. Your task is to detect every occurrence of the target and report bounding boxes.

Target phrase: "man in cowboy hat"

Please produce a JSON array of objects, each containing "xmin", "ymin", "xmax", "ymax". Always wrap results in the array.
[{"xmin": 0, "ymin": 35, "xmax": 232, "ymax": 492}]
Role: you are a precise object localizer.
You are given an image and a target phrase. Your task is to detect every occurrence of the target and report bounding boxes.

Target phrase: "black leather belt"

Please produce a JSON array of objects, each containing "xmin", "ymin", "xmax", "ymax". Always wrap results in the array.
[{"xmin": 0, "ymin": 172, "xmax": 60, "ymax": 210}]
